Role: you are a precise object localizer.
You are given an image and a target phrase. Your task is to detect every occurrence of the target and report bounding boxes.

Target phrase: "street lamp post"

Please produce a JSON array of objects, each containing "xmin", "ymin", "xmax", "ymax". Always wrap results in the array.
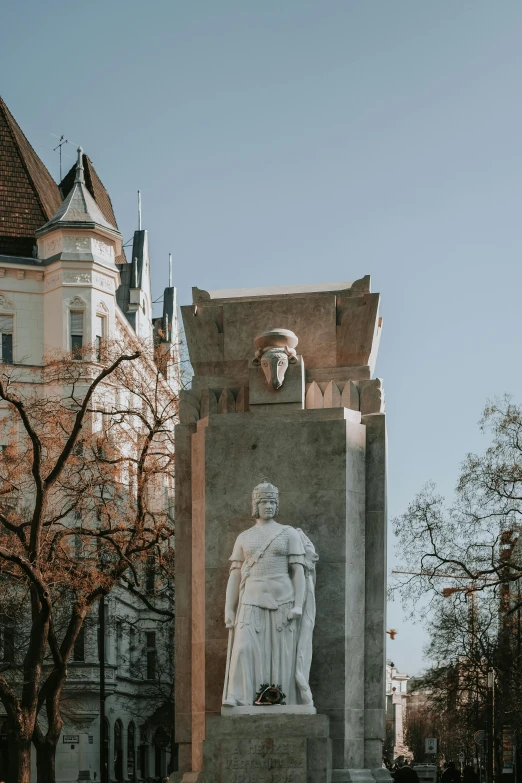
[
  {"xmin": 486, "ymin": 669, "xmax": 495, "ymax": 783},
  {"xmin": 99, "ymin": 598, "xmax": 107, "ymax": 783}
]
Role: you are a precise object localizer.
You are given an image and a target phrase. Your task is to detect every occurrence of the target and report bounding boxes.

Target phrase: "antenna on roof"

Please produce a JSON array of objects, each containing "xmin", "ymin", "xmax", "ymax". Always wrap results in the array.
[
  {"xmin": 138, "ymin": 190, "xmax": 142, "ymax": 230},
  {"xmin": 169, "ymin": 253, "xmax": 172, "ymax": 288},
  {"xmin": 51, "ymin": 134, "xmax": 80, "ymax": 181},
  {"xmin": 53, "ymin": 135, "xmax": 67, "ymax": 181}
]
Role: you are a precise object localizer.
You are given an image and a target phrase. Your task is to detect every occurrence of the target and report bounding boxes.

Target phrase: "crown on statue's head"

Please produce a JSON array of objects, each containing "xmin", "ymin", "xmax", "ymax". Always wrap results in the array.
[{"xmin": 251, "ymin": 481, "xmax": 279, "ymax": 516}]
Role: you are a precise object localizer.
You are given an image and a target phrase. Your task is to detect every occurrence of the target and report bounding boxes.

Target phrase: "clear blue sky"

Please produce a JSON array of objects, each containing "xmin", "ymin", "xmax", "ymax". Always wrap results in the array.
[{"xmin": 2, "ymin": 0, "xmax": 522, "ymax": 674}]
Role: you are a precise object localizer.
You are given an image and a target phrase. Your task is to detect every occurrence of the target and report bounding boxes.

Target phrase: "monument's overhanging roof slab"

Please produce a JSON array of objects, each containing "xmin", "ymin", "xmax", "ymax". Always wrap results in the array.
[
  {"xmin": 195, "ymin": 276, "xmax": 371, "ymax": 304},
  {"xmin": 207, "ymin": 281, "xmax": 355, "ymax": 299}
]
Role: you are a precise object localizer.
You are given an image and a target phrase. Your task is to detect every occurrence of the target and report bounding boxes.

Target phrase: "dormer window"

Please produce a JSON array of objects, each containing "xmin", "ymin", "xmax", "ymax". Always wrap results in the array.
[
  {"xmin": 0, "ymin": 316, "xmax": 13, "ymax": 364},
  {"xmin": 70, "ymin": 311, "xmax": 84, "ymax": 359}
]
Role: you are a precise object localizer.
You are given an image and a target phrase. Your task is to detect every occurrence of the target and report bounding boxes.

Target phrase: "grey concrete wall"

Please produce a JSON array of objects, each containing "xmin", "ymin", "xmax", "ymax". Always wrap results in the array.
[
  {"xmin": 362, "ymin": 413, "xmax": 388, "ymax": 771},
  {"xmin": 174, "ymin": 423, "xmax": 196, "ymax": 774},
  {"xmin": 195, "ymin": 407, "xmax": 366, "ymax": 772}
]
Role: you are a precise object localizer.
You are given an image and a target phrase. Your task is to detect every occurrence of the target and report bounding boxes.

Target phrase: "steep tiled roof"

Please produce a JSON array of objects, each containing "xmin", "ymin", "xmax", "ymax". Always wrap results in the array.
[
  {"xmin": 60, "ymin": 155, "xmax": 126, "ymax": 263},
  {"xmin": 0, "ymin": 96, "xmax": 62, "ymax": 257}
]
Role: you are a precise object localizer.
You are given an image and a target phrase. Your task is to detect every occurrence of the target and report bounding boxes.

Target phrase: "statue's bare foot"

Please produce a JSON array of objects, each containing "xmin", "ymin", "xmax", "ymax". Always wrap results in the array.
[{"xmin": 223, "ymin": 696, "xmax": 239, "ymax": 706}]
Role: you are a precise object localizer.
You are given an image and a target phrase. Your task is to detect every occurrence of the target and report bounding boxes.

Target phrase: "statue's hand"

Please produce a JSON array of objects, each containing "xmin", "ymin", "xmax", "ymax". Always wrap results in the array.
[
  {"xmin": 288, "ymin": 606, "xmax": 303, "ymax": 621},
  {"xmin": 225, "ymin": 609, "xmax": 236, "ymax": 628}
]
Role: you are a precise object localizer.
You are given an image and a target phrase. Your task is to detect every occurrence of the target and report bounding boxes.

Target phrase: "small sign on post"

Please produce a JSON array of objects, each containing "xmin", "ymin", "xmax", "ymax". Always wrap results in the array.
[
  {"xmin": 474, "ymin": 731, "xmax": 486, "ymax": 746},
  {"xmin": 425, "ymin": 738, "xmax": 438, "ymax": 755}
]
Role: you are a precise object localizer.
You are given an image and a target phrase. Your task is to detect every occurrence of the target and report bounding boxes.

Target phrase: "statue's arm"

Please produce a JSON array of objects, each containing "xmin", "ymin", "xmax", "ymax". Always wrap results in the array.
[
  {"xmin": 225, "ymin": 568, "xmax": 241, "ymax": 628},
  {"xmin": 288, "ymin": 563, "xmax": 305, "ymax": 620}
]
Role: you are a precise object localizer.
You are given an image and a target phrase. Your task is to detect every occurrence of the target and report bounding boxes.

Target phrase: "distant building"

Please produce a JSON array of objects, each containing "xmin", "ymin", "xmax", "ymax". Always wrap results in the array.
[
  {"xmin": 0, "ymin": 96, "xmax": 178, "ymax": 783},
  {"xmin": 385, "ymin": 659, "xmax": 412, "ymax": 763}
]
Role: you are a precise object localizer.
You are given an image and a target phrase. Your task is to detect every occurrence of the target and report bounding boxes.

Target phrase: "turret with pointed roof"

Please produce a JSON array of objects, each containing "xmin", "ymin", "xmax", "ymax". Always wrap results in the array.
[
  {"xmin": 36, "ymin": 148, "xmax": 121, "ymax": 245},
  {"xmin": 59, "ymin": 151, "xmax": 126, "ymax": 264}
]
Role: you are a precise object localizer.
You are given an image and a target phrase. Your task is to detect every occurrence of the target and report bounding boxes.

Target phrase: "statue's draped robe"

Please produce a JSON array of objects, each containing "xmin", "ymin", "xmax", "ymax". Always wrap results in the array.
[{"xmin": 223, "ymin": 521, "xmax": 317, "ymax": 706}]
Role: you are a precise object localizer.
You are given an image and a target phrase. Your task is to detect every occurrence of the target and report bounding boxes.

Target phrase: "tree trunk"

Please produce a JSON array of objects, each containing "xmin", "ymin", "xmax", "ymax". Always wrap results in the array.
[
  {"xmin": 35, "ymin": 740, "xmax": 56, "ymax": 783},
  {"xmin": 7, "ymin": 737, "xmax": 32, "ymax": 783}
]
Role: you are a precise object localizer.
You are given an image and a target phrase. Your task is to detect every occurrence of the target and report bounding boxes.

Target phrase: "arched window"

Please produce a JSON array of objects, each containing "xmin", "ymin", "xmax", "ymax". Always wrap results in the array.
[
  {"xmin": 153, "ymin": 726, "xmax": 169, "ymax": 778},
  {"xmin": 139, "ymin": 725, "xmax": 148, "ymax": 778},
  {"xmin": 102, "ymin": 718, "xmax": 110, "ymax": 783},
  {"xmin": 114, "ymin": 719, "xmax": 123, "ymax": 782},
  {"xmin": 127, "ymin": 722, "xmax": 135, "ymax": 782}
]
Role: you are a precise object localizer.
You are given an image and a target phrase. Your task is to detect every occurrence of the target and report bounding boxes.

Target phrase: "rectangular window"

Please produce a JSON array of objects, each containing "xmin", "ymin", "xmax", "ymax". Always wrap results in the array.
[
  {"xmin": 146, "ymin": 631, "xmax": 156, "ymax": 680},
  {"xmin": 129, "ymin": 626, "xmax": 137, "ymax": 676},
  {"xmin": 0, "ymin": 620, "xmax": 14, "ymax": 663},
  {"xmin": 97, "ymin": 602, "xmax": 109, "ymax": 663},
  {"xmin": 0, "ymin": 316, "xmax": 13, "ymax": 364},
  {"xmin": 116, "ymin": 620, "xmax": 122, "ymax": 666},
  {"xmin": 95, "ymin": 315, "xmax": 105, "ymax": 361},
  {"xmin": 70, "ymin": 311, "xmax": 84, "ymax": 358},
  {"xmin": 145, "ymin": 557, "xmax": 155, "ymax": 593},
  {"xmin": 73, "ymin": 625, "xmax": 85, "ymax": 662}
]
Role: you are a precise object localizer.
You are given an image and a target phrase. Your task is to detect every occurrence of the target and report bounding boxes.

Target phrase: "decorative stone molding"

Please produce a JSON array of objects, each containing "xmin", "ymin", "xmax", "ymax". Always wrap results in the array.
[
  {"xmin": 17, "ymin": 270, "xmax": 25, "ymax": 280},
  {"xmin": 179, "ymin": 390, "xmax": 200, "ymax": 424},
  {"xmin": 304, "ymin": 377, "xmax": 383, "ymax": 414},
  {"xmin": 0, "ymin": 269, "xmax": 6, "ymax": 279},
  {"xmin": 93, "ymin": 274, "xmax": 113, "ymax": 291},
  {"xmin": 92, "ymin": 238, "xmax": 114, "ymax": 261},
  {"xmin": 200, "ymin": 388, "xmax": 218, "ymax": 418},
  {"xmin": 69, "ymin": 296, "xmax": 86, "ymax": 308},
  {"xmin": 43, "ymin": 237, "xmax": 61, "ymax": 258},
  {"xmin": 342, "ymin": 379, "xmax": 360, "ymax": 411},
  {"xmin": 179, "ymin": 387, "xmax": 250, "ymax": 423},
  {"xmin": 218, "ymin": 388, "xmax": 235, "ymax": 414},
  {"xmin": 323, "ymin": 380, "xmax": 341, "ymax": 408},
  {"xmin": 64, "ymin": 272, "xmax": 91, "ymax": 284},
  {"xmin": 252, "ymin": 329, "xmax": 298, "ymax": 390},
  {"xmin": 305, "ymin": 381, "xmax": 323, "ymax": 410},
  {"xmin": 44, "ymin": 272, "xmax": 61, "ymax": 291},
  {"xmin": 235, "ymin": 387, "xmax": 249, "ymax": 413},
  {"xmin": 64, "ymin": 236, "xmax": 90, "ymax": 252},
  {"xmin": 0, "ymin": 293, "xmax": 15, "ymax": 310},
  {"xmin": 96, "ymin": 301, "xmax": 109, "ymax": 313}
]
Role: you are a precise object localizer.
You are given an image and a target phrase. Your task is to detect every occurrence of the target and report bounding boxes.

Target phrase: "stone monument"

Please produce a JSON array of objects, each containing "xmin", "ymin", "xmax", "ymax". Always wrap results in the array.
[{"xmin": 175, "ymin": 278, "xmax": 388, "ymax": 783}]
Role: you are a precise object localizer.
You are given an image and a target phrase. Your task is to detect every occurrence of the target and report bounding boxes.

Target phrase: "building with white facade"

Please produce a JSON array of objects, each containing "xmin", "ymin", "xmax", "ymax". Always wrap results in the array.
[
  {"xmin": 385, "ymin": 659, "xmax": 412, "ymax": 763},
  {"xmin": 0, "ymin": 96, "xmax": 178, "ymax": 783}
]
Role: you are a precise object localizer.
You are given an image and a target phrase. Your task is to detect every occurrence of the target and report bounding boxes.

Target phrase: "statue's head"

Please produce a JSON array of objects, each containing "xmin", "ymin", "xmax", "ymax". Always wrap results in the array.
[
  {"xmin": 252, "ymin": 481, "xmax": 279, "ymax": 518},
  {"xmin": 253, "ymin": 329, "xmax": 298, "ymax": 390}
]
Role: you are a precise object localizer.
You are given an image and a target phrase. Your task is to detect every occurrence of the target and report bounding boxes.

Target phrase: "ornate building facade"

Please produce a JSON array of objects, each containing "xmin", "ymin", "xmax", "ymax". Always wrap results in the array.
[
  {"xmin": 0, "ymin": 96, "xmax": 177, "ymax": 783},
  {"xmin": 385, "ymin": 659, "xmax": 412, "ymax": 763}
]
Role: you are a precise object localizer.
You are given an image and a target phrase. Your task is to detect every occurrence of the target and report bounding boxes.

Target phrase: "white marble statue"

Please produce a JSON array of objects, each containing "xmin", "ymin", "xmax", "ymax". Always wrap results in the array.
[{"xmin": 222, "ymin": 482, "xmax": 318, "ymax": 708}]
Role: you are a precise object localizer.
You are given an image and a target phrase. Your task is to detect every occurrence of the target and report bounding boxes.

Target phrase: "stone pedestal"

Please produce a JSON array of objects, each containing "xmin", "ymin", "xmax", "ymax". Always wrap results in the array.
[
  {"xmin": 201, "ymin": 714, "xmax": 331, "ymax": 783},
  {"xmin": 175, "ymin": 280, "xmax": 389, "ymax": 782}
]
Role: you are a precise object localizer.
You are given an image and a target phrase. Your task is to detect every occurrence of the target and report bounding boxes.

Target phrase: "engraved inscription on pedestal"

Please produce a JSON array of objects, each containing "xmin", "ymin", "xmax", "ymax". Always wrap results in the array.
[{"xmin": 219, "ymin": 737, "xmax": 306, "ymax": 783}]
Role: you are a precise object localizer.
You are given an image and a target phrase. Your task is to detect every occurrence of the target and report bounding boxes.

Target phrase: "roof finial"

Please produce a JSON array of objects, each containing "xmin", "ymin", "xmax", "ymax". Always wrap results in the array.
[{"xmin": 74, "ymin": 147, "xmax": 85, "ymax": 185}]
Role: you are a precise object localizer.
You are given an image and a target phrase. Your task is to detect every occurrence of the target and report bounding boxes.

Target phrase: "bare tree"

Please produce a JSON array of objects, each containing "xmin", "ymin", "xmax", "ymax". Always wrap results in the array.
[
  {"xmin": 0, "ymin": 338, "xmax": 177, "ymax": 783},
  {"xmin": 394, "ymin": 396, "xmax": 522, "ymax": 776}
]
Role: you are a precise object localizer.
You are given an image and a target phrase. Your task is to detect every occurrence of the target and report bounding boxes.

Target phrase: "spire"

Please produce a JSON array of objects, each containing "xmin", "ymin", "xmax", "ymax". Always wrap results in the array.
[
  {"xmin": 74, "ymin": 147, "xmax": 85, "ymax": 185},
  {"xmin": 36, "ymin": 147, "xmax": 120, "ymax": 240}
]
